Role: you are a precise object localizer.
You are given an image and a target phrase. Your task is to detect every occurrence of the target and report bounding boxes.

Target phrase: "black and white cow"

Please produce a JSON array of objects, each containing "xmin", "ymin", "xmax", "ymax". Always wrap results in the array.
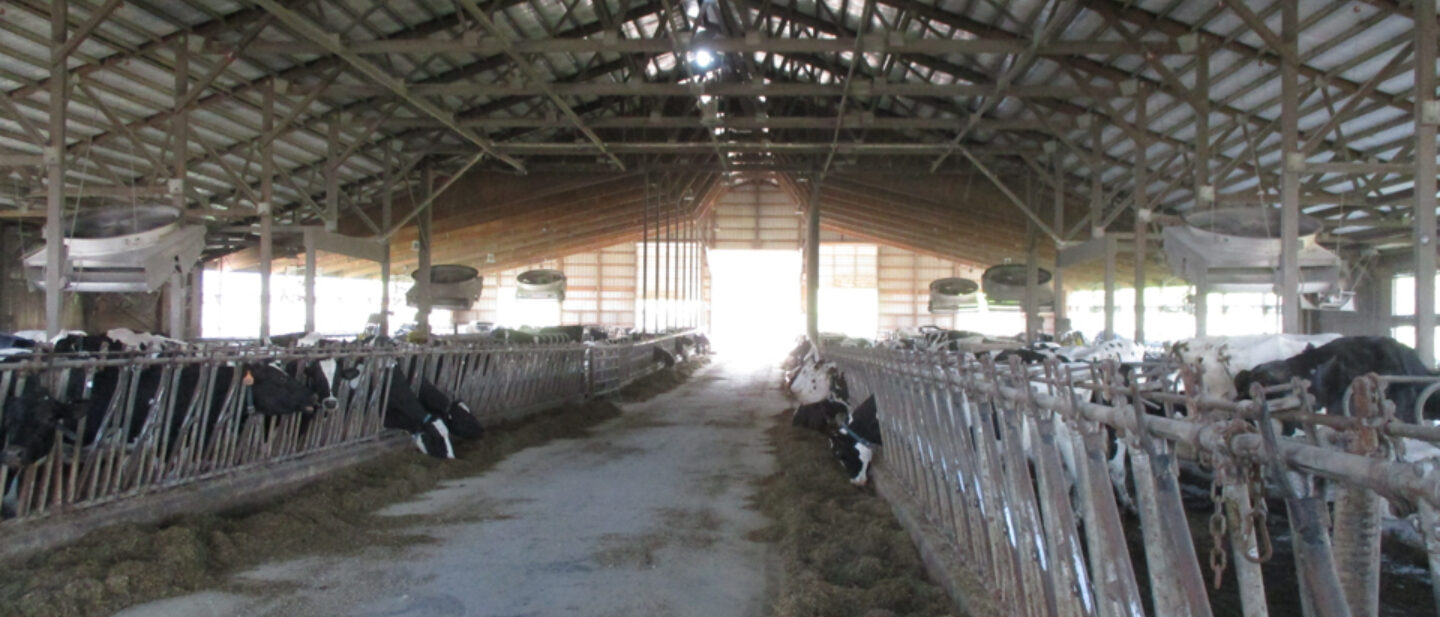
[
  {"xmin": 791, "ymin": 399, "xmax": 848, "ymax": 432},
  {"xmin": 829, "ymin": 395, "xmax": 881, "ymax": 486},
  {"xmin": 381, "ymin": 369, "xmax": 455, "ymax": 459},
  {"xmin": 1172, "ymin": 333, "xmax": 1343, "ymax": 400},
  {"xmin": 1235, "ymin": 335, "xmax": 1438, "ymax": 423},
  {"xmin": 417, "ymin": 378, "xmax": 485, "ymax": 441}
]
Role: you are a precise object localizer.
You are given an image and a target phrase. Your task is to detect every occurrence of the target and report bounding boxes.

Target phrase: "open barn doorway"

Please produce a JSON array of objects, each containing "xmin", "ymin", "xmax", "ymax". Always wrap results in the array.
[{"xmin": 709, "ymin": 250, "xmax": 803, "ymax": 366}]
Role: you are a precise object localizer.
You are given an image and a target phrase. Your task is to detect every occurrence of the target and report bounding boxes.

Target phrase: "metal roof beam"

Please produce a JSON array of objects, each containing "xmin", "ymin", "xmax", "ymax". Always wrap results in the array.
[
  {"xmin": 216, "ymin": 35, "xmax": 1184, "ymax": 57},
  {"xmin": 455, "ymin": 0, "xmax": 623, "ymax": 171},
  {"xmin": 304, "ymin": 81, "xmax": 1105, "ymax": 98},
  {"xmin": 252, "ymin": 0, "xmax": 525, "ymax": 173},
  {"xmin": 381, "ymin": 115, "xmax": 1069, "ymax": 130}
]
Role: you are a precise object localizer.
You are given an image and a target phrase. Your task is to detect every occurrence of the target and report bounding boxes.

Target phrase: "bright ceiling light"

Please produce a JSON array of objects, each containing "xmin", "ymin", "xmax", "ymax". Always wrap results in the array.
[{"xmin": 693, "ymin": 49, "xmax": 716, "ymax": 69}]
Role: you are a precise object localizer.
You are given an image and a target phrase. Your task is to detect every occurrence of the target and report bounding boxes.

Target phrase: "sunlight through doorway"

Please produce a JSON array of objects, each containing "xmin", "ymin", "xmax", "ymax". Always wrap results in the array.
[{"xmin": 708, "ymin": 250, "xmax": 803, "ymax": 366}]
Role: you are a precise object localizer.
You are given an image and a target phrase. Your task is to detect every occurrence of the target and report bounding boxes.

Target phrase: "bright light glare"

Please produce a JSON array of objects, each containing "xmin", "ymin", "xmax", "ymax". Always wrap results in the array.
[
  {"xmin": 709, "ymin": 250, "xmax": 802, "ymax": 367},
  {"xmin": 693, "ymin": 49, "xmax": 716, "ymax": 68},
  {"xmin": 819, "ymin": 287, "xmax": 878, "ymax": 339}
]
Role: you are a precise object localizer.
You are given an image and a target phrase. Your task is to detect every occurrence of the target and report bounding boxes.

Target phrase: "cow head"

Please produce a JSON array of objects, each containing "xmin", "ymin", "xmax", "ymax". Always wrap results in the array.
[
  {"xmin": 829, "ymin": 431, "xmax": 873, "ymax": 487},
  {"xmin": 1235, "ymin": 359, "xmax": 1302, "ymax": 401},
  {"xmin": 411, "ymin": 420, "xmax": 455, "ymax": 459}
]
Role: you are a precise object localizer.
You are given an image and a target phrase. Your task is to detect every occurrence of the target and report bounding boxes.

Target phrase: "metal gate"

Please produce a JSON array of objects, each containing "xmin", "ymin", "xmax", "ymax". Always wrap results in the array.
[{"xmin": 829, "ymin": 347, "xmax": 1440, "ymax": 617}]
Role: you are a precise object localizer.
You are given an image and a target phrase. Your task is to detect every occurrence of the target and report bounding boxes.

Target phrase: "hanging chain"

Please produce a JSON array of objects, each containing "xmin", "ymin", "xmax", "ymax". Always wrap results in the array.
[
  {"xmin": 1244, "ymin": 463, "xmax": 1274, "ymax": 564},
  {"xmin": 1208, "ymin": 463, "xmax": 1230, "ymax": 590}
]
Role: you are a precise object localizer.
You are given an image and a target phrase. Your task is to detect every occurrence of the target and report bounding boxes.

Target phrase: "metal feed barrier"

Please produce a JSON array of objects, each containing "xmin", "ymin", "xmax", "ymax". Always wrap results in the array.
[
  {"xmin": 588, "ymin": 331, "xmax": 697, "ymax": 395},
  {"xmin": 0, "ymin": 332, "xmax": 698, "ymax": 528},
  {"xmin": 828, "ymin": 346, "xmax": 1440, "ymax": 617}
]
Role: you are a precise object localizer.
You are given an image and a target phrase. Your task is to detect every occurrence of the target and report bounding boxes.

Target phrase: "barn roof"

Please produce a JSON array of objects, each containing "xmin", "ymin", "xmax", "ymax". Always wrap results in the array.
[{"xmin": 0, "ymin": 0, "xmax": 1433, "ymax": 272}]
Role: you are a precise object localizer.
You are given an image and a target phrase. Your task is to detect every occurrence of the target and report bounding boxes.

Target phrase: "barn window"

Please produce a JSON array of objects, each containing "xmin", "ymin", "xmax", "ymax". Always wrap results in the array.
[
  {"xmin": 200, "ymin": 270, "xmax": 406, "ymax": 339},
  {"xmin": 819, "ymin": 244, "xmax": 879, "ymax": 338},
  {"xmin": 1390, "ymin": 274, "xmax": 1440, "ymax": 347}
]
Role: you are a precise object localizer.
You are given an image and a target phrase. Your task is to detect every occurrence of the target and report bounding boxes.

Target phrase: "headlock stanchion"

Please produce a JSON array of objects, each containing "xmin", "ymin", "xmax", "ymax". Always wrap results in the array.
[
  {"xmin": 826, "ymin": 346, "xmax": 1440, "ymax": 617},
  {"xmin": 0, "ymin": 331, "xmax": 700, "ymax": 529}
]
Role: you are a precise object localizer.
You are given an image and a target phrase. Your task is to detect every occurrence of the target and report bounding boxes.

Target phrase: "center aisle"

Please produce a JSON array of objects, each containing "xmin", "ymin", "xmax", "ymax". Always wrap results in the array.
[{"xmin": 119, "ymin": 360, "xmax": 784, "ymax": 617}]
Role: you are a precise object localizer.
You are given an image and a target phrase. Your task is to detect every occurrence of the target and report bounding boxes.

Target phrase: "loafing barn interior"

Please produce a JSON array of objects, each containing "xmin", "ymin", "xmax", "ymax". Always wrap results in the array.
[{"xmin": 1, "ymin": 0, "xmax": 1439, "ymax": 615}]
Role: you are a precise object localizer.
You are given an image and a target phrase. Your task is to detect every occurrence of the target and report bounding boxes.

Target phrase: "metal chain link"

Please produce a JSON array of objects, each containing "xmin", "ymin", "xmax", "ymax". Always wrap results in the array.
[
  {"xmin": 1208, "ymin": 463, "xmax": 1230, "ymax": 590},
  {"xmin": 1244, "ymin": 463, "xmax": 1274, "ymax": 564}
]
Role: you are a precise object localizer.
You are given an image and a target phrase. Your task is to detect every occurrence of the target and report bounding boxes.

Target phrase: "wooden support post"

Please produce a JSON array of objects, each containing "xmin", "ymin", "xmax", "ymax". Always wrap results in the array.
[
  {"xmin": 303, "ymin": 228, "xmax": 317, "ymax": 333},
  {"xmin": 1195, "ymin": 45, "xmax": 1211, "ymax": 338},
  {"xmin": 380, "ymin": 144, "xmax": 392, "ymax": 337},
  {"xmin": 44, "ymin": 0, "xmax": 68, "ymax": 338},
  {"xmin": 1105, "ymin": 235, "xmax": 1117, "ymax": 338},
  {"xmin": 653, "ymin": 177, "xmax": 662, "ymax": 332},
  {"xmin": 1026, "ymin": 221, "xmax": 1040, "ymax": 343},
  {"xmin": 1280, "ymin": 0, "xmax": 1302, "ymax": 334},
  {"xmin": 641, "ymin": 175, "xmax": 649, "ymax": 333},
  {"xmin": 806, "ymin": 179, "xmax": 822, "ymax": 343},
  {"xmin": 1090, "ymin": 117, "xmax": 1104, "ymax": 241},
  {"xmin": 1195, "ymin": 272, "xmax": 1209, "ymax": 338},
  {"xmin": 187, "ymin": 267, "xmax": 203, "ymax": 338},
  {"xmin": 326, "ymin": 120, "xmax": 340, "ymax": 232},
  {"xmin": 1414, "ymin": 0, "xmax": 1437, "ymax": 366},
  {"xmin": 1051, "ymin": 145, "xmax": 1067, "ymax": 336},
  {"xmin": 667, "ymin": 193, "xmax": 675, "ymax": 331},
  {"xmin": 167, "ymin": 34, "xmax": 189, "ymax": 339},
  {"xmin": 1134, "ymin": 90, "xmax": 1148, "ymax": 344},
  {"xmin": 259, "ymin": 80, "xmax": 274, "ymax": 342},
  {"xmin": 417, "ymin": 167, "xmax": 435, "ymax": 335}
]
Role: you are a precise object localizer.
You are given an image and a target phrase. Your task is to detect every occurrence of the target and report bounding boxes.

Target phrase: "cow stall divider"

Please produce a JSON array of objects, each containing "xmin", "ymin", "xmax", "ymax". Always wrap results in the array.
[
  {"xmin": 826, "ymin": 346, "xmax": 1440, "ymax": 617},
  {"xmin": 0, "ymin": 331, "xmax": 701, "ymax": 554}
]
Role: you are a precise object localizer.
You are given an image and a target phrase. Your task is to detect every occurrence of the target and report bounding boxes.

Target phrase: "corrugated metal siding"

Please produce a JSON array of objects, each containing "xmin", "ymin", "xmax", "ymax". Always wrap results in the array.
[
  {"xmin": 876, "ymin": 245, "xmax": 989, "ymax": 333},
  {"xmin": 464, "ymin": 241, "xmax": 641, "ymax": 328},
  {"xmin": 710, "ymin": 183, "xmax": 802, "ymax": 251}
]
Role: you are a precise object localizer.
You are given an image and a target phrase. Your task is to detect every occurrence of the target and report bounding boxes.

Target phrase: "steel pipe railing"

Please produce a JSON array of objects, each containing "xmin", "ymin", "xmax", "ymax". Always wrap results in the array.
[
  {"xmin": 826, "ymin": 346, "xmax": 1440, "ymax": 617},
  {"xmin": 0, "ymin": 330, "xmax": 700, "ymax": 526}
]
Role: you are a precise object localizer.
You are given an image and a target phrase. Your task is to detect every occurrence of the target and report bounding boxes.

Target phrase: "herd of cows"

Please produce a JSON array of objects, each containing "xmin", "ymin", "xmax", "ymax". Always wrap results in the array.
[
  {"xmin": 0, "ymin": 325, "xmax": 703, "ymax": 519},
  {"xmin": 0, "ymin": 330, "xmax": 490, "ymax": 516},
  {"xmin": 783, "ymin": 328, "xmax": 1440, "ymax": 494}
]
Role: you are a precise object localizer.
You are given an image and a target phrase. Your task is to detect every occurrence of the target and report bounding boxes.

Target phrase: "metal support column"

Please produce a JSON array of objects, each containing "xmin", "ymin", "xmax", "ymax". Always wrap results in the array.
[
  {"xmin": 259, "ymin": 80, "xmax": 275, "ymax": 341},
  {"xmin": 1413, "ymin": 0, "xmax": 1437, "ymax": 366},
  {"xmin": 380, "ymin": 144, "xmax": 393, "ymax": 337},
  {"xmin": 44, "ymin": 0, "xmax": 68, "ymax": 338},
  {"xmin": 806, "ymin": 179, "xmax": 822, "ymax": 343},
  {"xmin": 303, "ymin": 228, "xmax": 317, "ymax": 333},
  {"xmin": 166, "ymin": 34, "xmax": 189, "ymax": 339},
  {"xmin": 1195, "ymin": 45, "xmax": 1211, "ymax": 338},
  {"xmin": 1134, "ymin": 90, "xmax": 1148, "ymax": 343},
  {"xmin": 417, "ymin": 166, "xmax": 435, "ymax": 336},
  {"xmin": 1280, "ymin": 1, "xmax": 1302, "ymax": 334}
]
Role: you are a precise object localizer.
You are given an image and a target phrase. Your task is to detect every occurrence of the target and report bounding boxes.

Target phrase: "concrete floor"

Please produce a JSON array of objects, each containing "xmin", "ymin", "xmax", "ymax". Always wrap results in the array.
[{"xmin": 114, "ymin": 360, "xmax": 782, "ymax": 617}]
